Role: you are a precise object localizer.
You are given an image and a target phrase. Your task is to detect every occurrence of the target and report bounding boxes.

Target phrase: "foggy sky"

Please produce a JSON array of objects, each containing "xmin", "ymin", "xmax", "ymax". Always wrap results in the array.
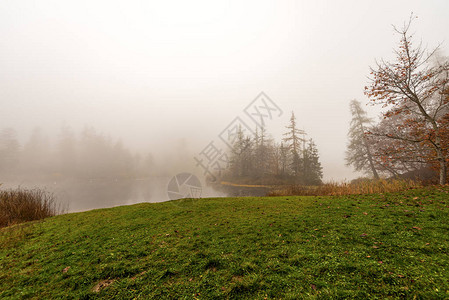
[{"xmin": 1, "ymin": 0, "xmax": 449, "ymax": 181}]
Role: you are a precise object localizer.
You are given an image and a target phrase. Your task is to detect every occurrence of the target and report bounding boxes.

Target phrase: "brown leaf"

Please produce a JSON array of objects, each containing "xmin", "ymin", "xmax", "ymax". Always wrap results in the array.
[{"xmin": 62, "ymin": 266, "xmax": 70, "ymax": 273}]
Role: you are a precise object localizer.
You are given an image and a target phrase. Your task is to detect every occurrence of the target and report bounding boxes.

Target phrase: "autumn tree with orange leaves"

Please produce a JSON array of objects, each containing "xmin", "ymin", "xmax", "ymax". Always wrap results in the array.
[{"xmin": 365, "ymin": 15, "xmax": 449, "ymax": 184}]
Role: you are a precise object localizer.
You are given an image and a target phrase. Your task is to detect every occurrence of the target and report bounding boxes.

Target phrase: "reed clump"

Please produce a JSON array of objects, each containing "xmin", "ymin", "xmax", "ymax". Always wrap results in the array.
[{"xmin": 0, "ymin": 187, "xmax": 59, "ymax": 227}]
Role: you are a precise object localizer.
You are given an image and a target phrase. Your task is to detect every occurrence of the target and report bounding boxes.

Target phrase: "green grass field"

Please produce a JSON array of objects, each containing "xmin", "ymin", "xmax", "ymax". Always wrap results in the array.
[{"xmin": 1, "ymin": 187, "xmax": 449, "ymax": 299}]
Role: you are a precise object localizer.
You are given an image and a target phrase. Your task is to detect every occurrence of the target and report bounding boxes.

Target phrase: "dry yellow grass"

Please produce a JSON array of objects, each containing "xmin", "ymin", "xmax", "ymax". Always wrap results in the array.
[
  {"xmin": 268, "ymin": 179, "xmax": 422, "ymax": 196},
  {"xmin": 220, "ymin": 181, "xmax": 271, "ymax": 188}
]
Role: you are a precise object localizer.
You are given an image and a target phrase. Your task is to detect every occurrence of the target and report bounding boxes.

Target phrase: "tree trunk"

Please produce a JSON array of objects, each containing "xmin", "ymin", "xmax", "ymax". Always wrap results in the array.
[
  {"xmin": 357, "ymin": 110, "xmax": 380, "ymax": 180},
  {"xmin": 439, "ymin": 159, "xmax": 447, "ymax": 185},
  {"xmin": 363, "ymin": 139, "xmax": 380, "ymax": 180},
  {"xmin": 436, "ymin": 145, "xmax": 447, "ymax": 185},
  {"xmin": 433, "ymin": 128, "xmax": 446, "ymax": 185}
]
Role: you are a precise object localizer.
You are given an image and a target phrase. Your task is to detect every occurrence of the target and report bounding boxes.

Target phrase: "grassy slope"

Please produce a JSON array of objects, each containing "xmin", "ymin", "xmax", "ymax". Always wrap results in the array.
[{"xmin": 1, "ymin": 187, "xmax": 449, "ymax": 299}]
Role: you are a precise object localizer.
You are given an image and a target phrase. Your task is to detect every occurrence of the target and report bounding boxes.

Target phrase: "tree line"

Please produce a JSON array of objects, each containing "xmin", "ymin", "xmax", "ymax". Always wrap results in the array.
[
  {"xmin": 223, "ymin": 112, "xmax": 323, "ymax": 185},
  {"xmin": 346, "ymin": 16, "xmax": 449, "ymax": 184},
  {"xmin": 0, "ymin": 126, "xmax": 154, "ymax": 180}
]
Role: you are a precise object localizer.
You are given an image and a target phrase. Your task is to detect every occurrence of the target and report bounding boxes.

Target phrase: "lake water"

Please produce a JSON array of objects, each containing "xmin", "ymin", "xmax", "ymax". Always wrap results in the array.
[{"xmin": 1, "ymin": 177, "xmax": 226, "ymax": 213}]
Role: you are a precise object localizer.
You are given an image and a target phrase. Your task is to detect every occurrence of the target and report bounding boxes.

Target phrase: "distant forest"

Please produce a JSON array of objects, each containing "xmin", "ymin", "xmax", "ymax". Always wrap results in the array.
[{"xmin": 0, "ymin": 126, "xmax": 153, "ymax": 180}]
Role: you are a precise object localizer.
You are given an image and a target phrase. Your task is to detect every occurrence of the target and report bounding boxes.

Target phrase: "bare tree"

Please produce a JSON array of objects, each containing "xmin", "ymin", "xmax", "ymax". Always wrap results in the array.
[
  {"xmin": 369, "ymin": 113, "xmax": 432, "ymax": 177},
  {"xmin": 365, "ymin": 15, "xmax": 449, "ymax": 184}
]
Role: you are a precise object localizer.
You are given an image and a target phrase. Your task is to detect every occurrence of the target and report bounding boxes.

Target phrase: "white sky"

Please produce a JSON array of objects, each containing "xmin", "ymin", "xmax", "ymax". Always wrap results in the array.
[{"xmin": 1, "ymin": 0, "xmax": 449, "ymax": 181}]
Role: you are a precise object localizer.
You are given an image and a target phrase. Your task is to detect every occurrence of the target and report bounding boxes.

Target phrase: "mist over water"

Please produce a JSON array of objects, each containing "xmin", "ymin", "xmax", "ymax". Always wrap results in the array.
[{"xmin": 1, "ymin": 177, "xmax": 226, "ymax": 213}]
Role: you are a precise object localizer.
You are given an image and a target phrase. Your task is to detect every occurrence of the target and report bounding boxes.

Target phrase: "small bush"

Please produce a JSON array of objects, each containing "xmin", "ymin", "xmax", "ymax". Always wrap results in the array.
[{"xmin": 0, "ymin": 187, "xmax": 60, "ymax": 227}]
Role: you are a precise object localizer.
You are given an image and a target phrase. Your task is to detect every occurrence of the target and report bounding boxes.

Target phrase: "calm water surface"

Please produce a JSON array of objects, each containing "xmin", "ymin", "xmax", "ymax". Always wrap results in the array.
[{"xmin": 1, "ymin": 177, "xmax": 225, "ymax": 213}]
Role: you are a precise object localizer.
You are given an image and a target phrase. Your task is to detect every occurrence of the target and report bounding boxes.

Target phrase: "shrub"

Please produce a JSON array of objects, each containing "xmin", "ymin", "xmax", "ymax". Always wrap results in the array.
[{"xmin": 0, "ymin": 187, "xmax": 60, "ymax": 227}]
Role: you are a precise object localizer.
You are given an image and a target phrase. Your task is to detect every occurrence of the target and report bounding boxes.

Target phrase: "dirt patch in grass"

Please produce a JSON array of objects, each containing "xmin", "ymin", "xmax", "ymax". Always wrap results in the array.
[{"xmin": 92, "ymin": 279, "xmax": 115, "ymax": 293}]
